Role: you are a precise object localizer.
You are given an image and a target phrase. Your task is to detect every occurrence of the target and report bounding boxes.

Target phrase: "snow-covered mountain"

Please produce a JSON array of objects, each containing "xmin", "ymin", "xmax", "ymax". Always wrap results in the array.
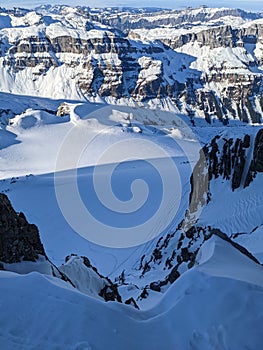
[
  {"xmin": 1, "ymin": 5, "xmax": 263, "ymax": 350},
  {"xmin": 1, "ymin": 5, "xmax": 263, "ymax": 122}
]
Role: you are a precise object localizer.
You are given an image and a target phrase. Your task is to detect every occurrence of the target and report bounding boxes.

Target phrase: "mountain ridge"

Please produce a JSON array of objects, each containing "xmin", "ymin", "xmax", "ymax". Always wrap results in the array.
[{"xmin": 1, "ymin": 6, "xmax": 263, "ymax": 123}]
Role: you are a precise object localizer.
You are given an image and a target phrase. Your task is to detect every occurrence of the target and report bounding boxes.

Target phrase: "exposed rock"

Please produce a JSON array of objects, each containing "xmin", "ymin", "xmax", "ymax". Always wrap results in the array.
[
  {"xmin": 2, "ymin": 7, "xmax": 263, "ymax": 123},
  {"xmin": 56, "ymin": 102, "xmax": 71, "ymax": 117},
  {"xmin": 0, "ymin": 193, "xmax": 47, "ymax": 264},
  {"xmin": 188, "ymin": 130, "xmax": 263, "ymax": 210},
  {"xmin": 95, "ymin": 8, "xmax": 260, "ymax": 33},
  {"xmin": 253, "ymin": 129, "xmax": 263, "ymax": 171},
  {"xmin": 246, "ymin": 129, "xmax": 263, "ymax": 179},
  {"xmin": 188, "ymin": 147, "xmax": 209, "ymax": 214},
  {"xmin": 167, "ymin": 267, "xmax": 180, "ymax": 284},
  {"xmin": 245, "ymin": 129, "xmax": 263, "ymax": 187},
  {"xmin": 139, "ymin": 287, "xmax": 149, "ymax": 299},
  {"xmin": 149, "ymin": 281, "xmax": 161, "ymax": 292},
  {"xmin": 125, "ymin": 297, "xmax": 139, "ymax": 309},
  {"xmin": 61, "ymin": 253, "xmax": 122, "ymax": 303},
  {"xmin": 99, "ymin": 284, "xmax": 122, "ymax": 303}
]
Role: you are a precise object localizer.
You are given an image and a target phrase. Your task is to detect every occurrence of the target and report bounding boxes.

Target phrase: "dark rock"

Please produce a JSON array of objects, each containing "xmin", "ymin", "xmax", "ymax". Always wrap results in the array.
[
  {"xmin": 139, "ymin": 287, "xmax": 149, "ymax": 299},
  {"xmin": 243, "ymin": 134, "xmax": 250, "ymax": 148},
  {"xmin": 0, "ymin": 193, "xmax": 46, "ymax": 263},
  {"xmin": 181, "ymin": 247, "xmax": 190, "ymax": 262},
  {"xmin": 149, "ymin": 282, "xmax": 161, "ymax": 292},
  {"xmin": 99, "ymin": 283, "xmax": 122, "ymax": 303},
  {"xmin": 245, "ymin": 128, "xmax": 263, "ymax": 187},
  {"xmin": 125, "ymin": 297, "xmax": 139, "ymax": 309},
  {"xmin": 185, "ymin": 226, "xmax": 197, "ymax": 239},
  {"xmin": 167, "ymin": 267, "xmax": 180, "ymax": 284},
  {"xmin": 152, "ymin": 248, "xmax": 162, "ymax": 262},
  {"xmin": 252, "ymin": 129, "xmax": 263, "ymax": 171}
]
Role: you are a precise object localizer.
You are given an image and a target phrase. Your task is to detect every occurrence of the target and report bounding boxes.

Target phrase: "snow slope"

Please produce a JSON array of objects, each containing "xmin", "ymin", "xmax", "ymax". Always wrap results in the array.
[
  {"xmin": 1, "ymin": 6, "xmax": 263, "ymax": 348},
  {"xmin": 0, "ymin": 94, "xmax": 200, "ymax": 276},
  {"xmin": 0, "ymin": 236, "xmax": 262, "ymax": 350}
]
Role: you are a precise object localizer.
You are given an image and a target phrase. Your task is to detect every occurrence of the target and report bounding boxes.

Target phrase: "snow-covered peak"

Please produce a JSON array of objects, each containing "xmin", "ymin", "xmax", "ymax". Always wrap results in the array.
[{"xmin": 0, "ymin": 6, "xmax": 115, "ymax": 42}]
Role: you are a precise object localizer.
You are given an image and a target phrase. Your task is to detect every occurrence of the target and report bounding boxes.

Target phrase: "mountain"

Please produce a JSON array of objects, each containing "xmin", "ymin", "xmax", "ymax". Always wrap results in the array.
[
  {"xmin": 1, "ymin": 5, "xmax": 263, "ymax": 122},
  {"xmin": 1, "ymin": 4, "xmax": 263, "ymax": 350}
]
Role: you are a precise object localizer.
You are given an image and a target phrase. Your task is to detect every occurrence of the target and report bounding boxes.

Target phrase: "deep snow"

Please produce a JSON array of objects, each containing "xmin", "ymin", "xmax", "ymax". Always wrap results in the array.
[{"xmin": 1, "ymin": 236, "xmax": 263, "ymax": 350}]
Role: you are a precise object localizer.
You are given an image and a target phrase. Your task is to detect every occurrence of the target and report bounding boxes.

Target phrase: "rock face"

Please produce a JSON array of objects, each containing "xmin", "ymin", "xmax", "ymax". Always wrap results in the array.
[
  {"xmin": 0, "ymin": 193, "xmax": 124, "ymax": 303},
  {"xmin": 0, "ymin": 193, "xmax": 46, "ymax": 264},
  {"xmin": 176, "ymin": 128, "xmax": 263, "ymax": 241},
  {"xmin": 88, "ymin": 7, "xmax": 260, "ymax": 33},
  {"xmin": 1, "ymin": 6, "xmax": 263, "ymax": 123},
  {"xmin": 56, "ymin": 102, "xmax": 71, "ymax": 117},
  {"xmin": 204, "ymin": 134, "xmax": 250, "ymax": 191},
  {"xmin": 245, "ymin": 129, "xmax": 263, "ymax": 186},
  {"xmin": 252, "ymin": 129, "xmax": 263, "ymax": 172},
  {"xmin": 188, "ymin": 128, "xmax": 263, "ymax": 214}
]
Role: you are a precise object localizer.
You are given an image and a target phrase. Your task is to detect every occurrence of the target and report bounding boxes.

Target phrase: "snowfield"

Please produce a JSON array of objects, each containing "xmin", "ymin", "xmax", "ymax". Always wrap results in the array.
[
  {"xmin": 0, "ymin": 93, "xmax": 198, "ymax": 273},
  {"xmin": 0, "ymin": 91, "xmax": 263, "ymax": 349}
]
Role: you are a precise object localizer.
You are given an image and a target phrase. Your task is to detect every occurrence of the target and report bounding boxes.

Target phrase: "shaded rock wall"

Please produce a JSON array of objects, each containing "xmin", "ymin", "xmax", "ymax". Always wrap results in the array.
[{"xmin": 0, "ymin": 193, "xmax": 46, "ymax": 264}]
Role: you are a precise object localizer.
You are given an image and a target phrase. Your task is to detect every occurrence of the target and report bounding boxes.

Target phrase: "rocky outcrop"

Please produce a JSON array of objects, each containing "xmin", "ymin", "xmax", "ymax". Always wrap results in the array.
[
  {"xmin": 162, "ymin": 25, "xmax": 236, "ymax": 50},
  {"xmin": 188, "ymin": 147, "xmax": 209, "ymax": 214},
  {"xmin": 60, "ymin": 254, "xmax": 122, "ymax": 303},
  {"xmin": 245, "ymin": 128, "xmax": 263, "ymax": 186},
  {"xmin": 2, "ymin": 7, "xmax": 263, "ymax": 123},
  {"xmin": 251, "ymin": 129, "xmax": 263, "ymax": 171},
  {"xmin": 117, "ymin": 129, "xmax": 263, "ymax": 304},
  {"xmin": 128, "ymin": 128, "xmax": 261, "ymax": 302},
  {"xmin": 189, "ymin": 131, "xmax": 256, "ymax": 201},
  {"xmin": 0, "ymin": 193, "xmax": 123, "ymax": 303},
  {"xmin": 202, "ymin": 130, "xmax": 263, "ymax": 190},
  {"xmin": 182, "ymin": 129, "xmax": 263, "ymax": 228},
  {"xmin": 133, "ymin": 225, "xmax": 260, "ymax": 304},
  {"xmin": 0, "ymin": 193, "xmax": 46, "ymax": 264},
  {"xmin": 204, "ymin": 134, "xmax": 250, "ymax": 191},
  {"xmin": 56, "ymin": 102, "xmax": 71, "ymax": 117}
]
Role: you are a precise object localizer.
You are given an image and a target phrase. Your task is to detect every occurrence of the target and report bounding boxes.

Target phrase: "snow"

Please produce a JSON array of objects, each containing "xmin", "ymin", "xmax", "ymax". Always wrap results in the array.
[
  {"xmin": 0, "ymin": 236, "xmax": 263, "ymax": 349},
  {"xmin": 0, "ymin": 94, "xmax": 200, "ymax": 274},
  {"xmin": 0, "ymin": 5, "xmax": 262, "ymax": 107},
  {"xmin": 196, "ymin": 236, "xmax": 263, "ymax": 287},
  {"xmin": 2, "ymin": 255, "xmax": 52, "ymax": 275},
  {"xmin": 58, "ymin": 255, "xmax": 108, "ymax": 299},
  {"xmin": 0, "ymin": 14, "xmax": 11, "ymax": 29},
  {"xmin": 174, "ymin": 41, "xmax": 259, "ymax": 76},
  {"xmin": 235, "ymin": 225, "xmax": 263, "ymax": 263},
  {"xmin": 0, "ymin": 5, "xmax": 263, "ymax": 349},
  {"xmin": 138, "ymin": 56, "xmax": 162, "ymax": 82},
  {"xmin": 198, "ymin": 172, "xmax": 263, "ymax": 235},
  {"xmin": 129, "ymin": 11, "xmax": 250, "ymax": 42},
  {"xmin": 0, "ymin": 8, "xmax": 112, "ymax": 43}
]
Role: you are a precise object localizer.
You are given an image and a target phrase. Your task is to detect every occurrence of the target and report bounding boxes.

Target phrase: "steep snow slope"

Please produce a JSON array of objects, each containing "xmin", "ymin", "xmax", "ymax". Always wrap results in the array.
[{"xmin": 0, "ymin": 236, "xmax": 263, "ymax": 350}]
